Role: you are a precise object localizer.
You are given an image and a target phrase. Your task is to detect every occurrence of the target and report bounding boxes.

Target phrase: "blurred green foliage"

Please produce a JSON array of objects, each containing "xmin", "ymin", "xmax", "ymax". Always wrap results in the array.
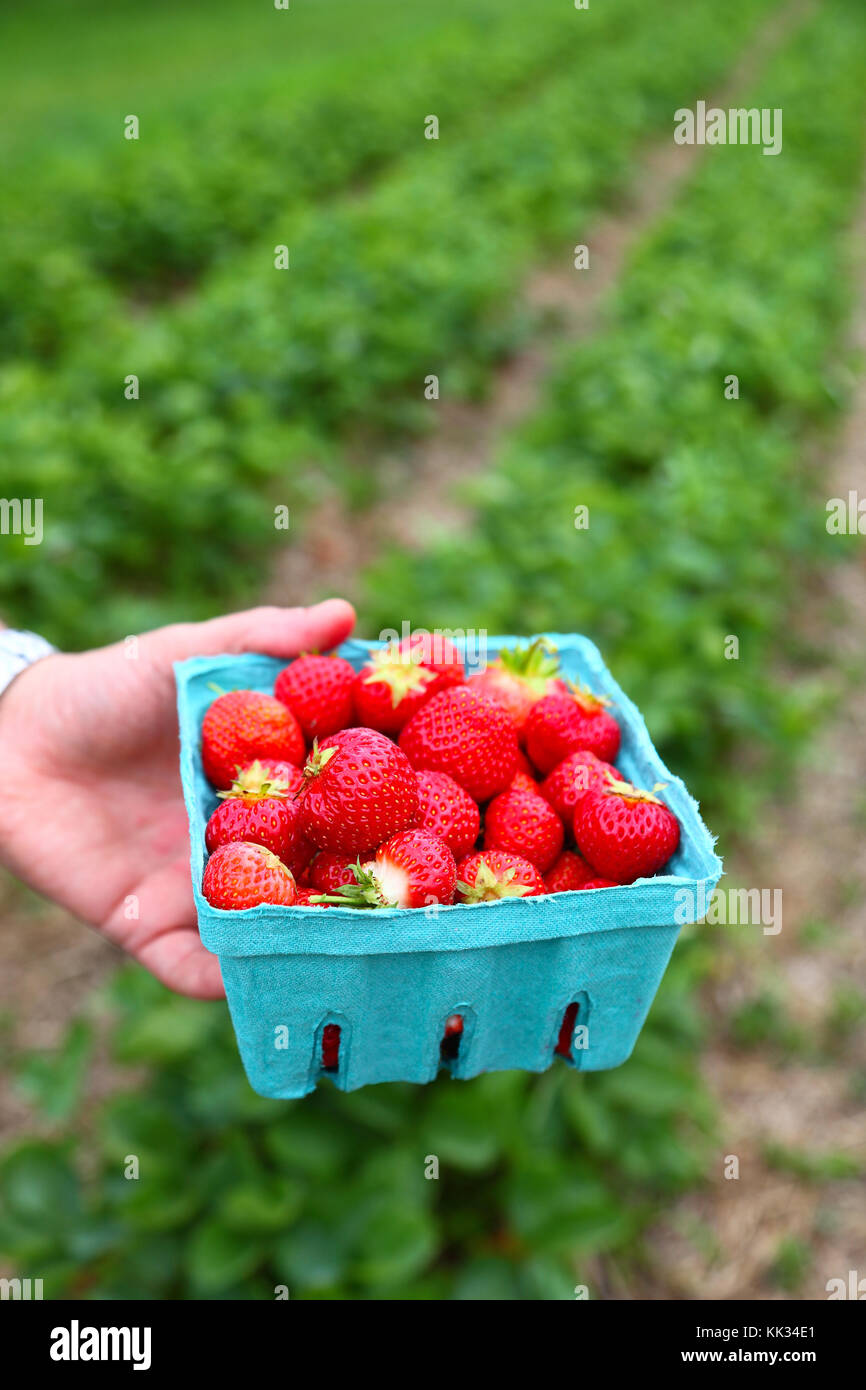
[
  {"xmin": 1, "ymin": 947, "xmax": 713, "ymax": 1299},
  {"xmin": 364, "ymin": 0, "xmax": 866, "ymax": 826},
  {"xmin": 0, "ymin": 0, "xmax": 774, "ymax": 646},
  {"xmin": 2, "ymin": 0, "xmax": 865, "ymax": 1300}
]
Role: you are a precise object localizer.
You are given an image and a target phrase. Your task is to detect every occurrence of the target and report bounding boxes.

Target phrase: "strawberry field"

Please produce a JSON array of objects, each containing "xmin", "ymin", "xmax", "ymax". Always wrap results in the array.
[{"xmin": 1, "ymin": 0, "xmax": 865, "ymax": 1302}]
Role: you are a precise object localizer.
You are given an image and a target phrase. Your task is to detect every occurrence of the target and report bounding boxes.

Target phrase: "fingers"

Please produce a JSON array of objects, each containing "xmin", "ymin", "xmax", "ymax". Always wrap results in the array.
[
  {"xmin": 148, "ymin": 598, "xmax": 356, "ymax": 665},
  {"xmin": 136, "ymin": 928, "xmax": 226, "ymax": 1001}
]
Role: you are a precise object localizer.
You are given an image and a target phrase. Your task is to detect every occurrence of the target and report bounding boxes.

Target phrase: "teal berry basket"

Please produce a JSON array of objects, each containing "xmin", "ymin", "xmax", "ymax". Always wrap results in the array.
[{"xmin": 175, "ymin": 634, "xmax": 722, "ymax": 1099}]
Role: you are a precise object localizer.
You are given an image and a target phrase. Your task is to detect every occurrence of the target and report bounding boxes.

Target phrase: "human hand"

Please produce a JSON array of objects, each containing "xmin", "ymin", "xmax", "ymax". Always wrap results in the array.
[{"xmin": 0, "ymin": 600, "xmax": 356, "ymax": 999}]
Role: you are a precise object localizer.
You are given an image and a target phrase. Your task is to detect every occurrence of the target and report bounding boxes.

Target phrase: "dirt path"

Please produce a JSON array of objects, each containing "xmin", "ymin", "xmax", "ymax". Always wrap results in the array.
[
  {"xmin": 635, "ymin": 184, "xmax": 866, "ymax": 1302},
  {"xmin": 265, "ymin": 0, "xmax": 813, "ymax": 607}
]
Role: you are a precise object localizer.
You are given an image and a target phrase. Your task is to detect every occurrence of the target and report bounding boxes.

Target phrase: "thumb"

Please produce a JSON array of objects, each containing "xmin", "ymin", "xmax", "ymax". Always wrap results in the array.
[{"xmin": 148, "ymin": 599, "xmax": 356, "ymax": 665}]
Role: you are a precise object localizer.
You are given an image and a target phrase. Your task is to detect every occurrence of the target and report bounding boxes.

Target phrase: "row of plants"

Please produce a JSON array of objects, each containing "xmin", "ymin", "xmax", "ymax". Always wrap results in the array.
[
  {"xmin": 0, "ymin": 0, "xmax": 592, "ymax": 347},
  {"xmin": 0, "ymin": 0, "xmax": 778, "ymax": 649},
  {"xmin": 363, "ymin": 0, "xmax": 866, "ymax": 834}
]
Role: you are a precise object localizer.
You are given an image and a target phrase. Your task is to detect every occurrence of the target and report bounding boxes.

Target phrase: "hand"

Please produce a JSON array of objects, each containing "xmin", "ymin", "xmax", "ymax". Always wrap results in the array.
[{"xmin": 0, "ymin": 601, "xmax": 356, "ymax": 1000}]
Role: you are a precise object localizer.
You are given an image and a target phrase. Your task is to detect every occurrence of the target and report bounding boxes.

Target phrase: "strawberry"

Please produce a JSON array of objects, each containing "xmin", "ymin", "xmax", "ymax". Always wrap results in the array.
[
  {"xmin": 440, "ymin": 1012, "xmax": 464, "ymax": 1061},
  {"xmin": 372, "ymin": 829, "xmax": 457, "ymax": 908},
  {"xmin": 236, "ymin": 758, "xmax": 305, "ymax": 796},
  {"xmin": 202, "ymin": 841, "xmax": 297, "ymax": 909},
  {"xmin": 321, "ymin": 1023, "xmax": 341, "ymax": 1068},
  {"xmin": 202, "ymin": 690, "xmax": 305, "ymax": 789},
  {"xmin": 573, "ymin": 779, "xmax": 680, "ymax": 882},
  {"xmin": 298, "ymin": 727, "xmax": 419, "ymax": 854},
  {"xmin": 414, "ymin": 770, "xmax": 480, "ymax": 859},
  {"xmin": 555, "ymin": 1002, "xmax": 580, "ymax": 1057},
  {"xmin": 352, "ymin": 646, "xmax": 439, "ymax": 734},
  {"xmin": 309, "ymin": 850, "xmax": 361, "ymax": 895},
  {"xmin": 483, "ymin": 786, "xmax": 564, "ymax": 872},
  {"xmin": 399, "ymin": 686, "xmax": 519, "ymax": 803},
  {"xmin": 467, "ymin": 637, "xmax": 567, "ymax": 737},
  {"xmin": 544, "ymin": 850, "xmax": 595, "ymax": 893},
  {"xmin": 540, "ymin": 750, "xmax": 619, "ymax": 823},
  {"xmin": 456, "ymin": 850, "xmax": 545, "ymax": 901},
  {"xmin": 509, "ymin": 771, "xmax": 539, "ymax": 795},
  {"xmin": 294, "ymin": 887, "xmax": 332, "ymax": 907},
  {"xmin": 274, "ymin": 653, "xmax": 355, "ymax": 739},
  {"xmin": 397, "ymin": 631, "xmax": 465, "ymax": 689},
  {"xmin": 579, "ymin": 877, "xmax": 620, "ymax": 890},
  {"xmin": 319, "ymin": 830, "xmax": 457, "ymax": 908},
  {"xmin": 205, "ymin": 766, "xmax": 314, "ymax": 877},
  {"xmin": 524, "ymin": 687, "xmax": 621, "ymax": 774}
]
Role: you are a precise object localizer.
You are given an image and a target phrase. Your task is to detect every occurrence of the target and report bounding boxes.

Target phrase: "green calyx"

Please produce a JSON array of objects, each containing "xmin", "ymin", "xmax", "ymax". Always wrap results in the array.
[
  {"xmin": 363, "ymin": 646, "xmax": 436, "ymax": 709},
  {"xmin": 312, "ymin": 860, "xmax": 393, "ymax": 909},
  {"xmin": 218, "ymin": 759, "xmax": 289, "ymax": 802},
  {"xmin": 459, "ymin": 861, "xmax": 532, "ymax": 903},
  {"xmin": 496, "ymin": 637, "xmax": 561, "ymax": 694},
  {"xmin": 302, "ymin": 739, "xmax": 339, "ymax": 783},
  {"xmin": 565, "ymin": 680, "xmax": 614, "ymax": 714},
  {"xmin": 604, "ymin": 777, "xmax": 664, "ymax": 805}
]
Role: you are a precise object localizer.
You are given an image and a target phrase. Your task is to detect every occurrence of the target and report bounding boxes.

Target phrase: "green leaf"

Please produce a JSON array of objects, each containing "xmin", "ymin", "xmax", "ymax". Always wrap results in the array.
[
  {"xmin": 13, "ymin": 1019, "xmax": 93, "ymax": 1120},
  {"xmin": 0, "ymin": 1141, "xmax": 81, "ymax": 1234},
  {"xmin": 274, "ymin": 1222, "xmax": 348, "ymax": 1292},
  {"xmin": 112, "ymin": 999, "xmax": 217, "ymax": 1064},
  {"xmin": 452, "ymin": 1257, "xmax": 521, "ymax": 1300},
  {"xmin": 185, "ymin": 1221, "xmax": 266, "ymax": 1294},
  {"xmin": 219, "ymin": 1177, "xmax": 303, "ymax": 1233},
  {"xmin": 351, "ymin": 1200, "xmax": 437, "ymax": 1287}
]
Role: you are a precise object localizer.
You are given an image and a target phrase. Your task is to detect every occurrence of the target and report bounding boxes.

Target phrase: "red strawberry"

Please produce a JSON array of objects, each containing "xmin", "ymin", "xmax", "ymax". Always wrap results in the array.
[
  {"xmin": 579, "ymin": 878, "xmax": 620, "ymax": 890},
  {"xmin": 274, "ymin": 653, "xmax": 355, "ymax": 739},
  {"xmin": 372, "ymin": 829, "xmax": 457, "ymax": 907},
  {"xmin": 202, "ymin": 841, "xmax": 297, "ymax": 909},
  {"xmin": 544, "ymin": 850, "xmax": 595, "ymax": 893},
  {"xmin": 467, "ymin": 637, "xmax": 567, "ymax": 737},
  {"xmin": 309, "ymin": 850, "xmax": 361, "ymax": 894},
  {"xmin": 322, "ymin": 1023, "xmax": 341, "ymax": 1067},
  {"xmin": 483, "ymin": 787, "xmax": 564, "ymax": 872},
  {"xmin": 294, "ymin": 887, "xmax": 332, "ymax": 907},
  {"xmin": 320, "ymin": 830, "xmax": 457, "ymax": 908},
  {"xmin": 540, "ymin": 750, "xmax": 619, "ymax": 823},
  {"xmin": 456, "ymin": 850, "xmax": 545, "ymax": 901},
  {"xmin": 524, "ymin": 687, "xmax": 620, "ymax": 774},
  {"xmin": 298, "ymin": 727, "xmax": 419, "ymax": 854},
  {"xmin": 237, "ymin": 758, "xmax": 305, "ymax": 796},
  {"xmin": 205, "ymin": 767, "xmax": 314, "ymax": 878},
  {"xmin": 397, "ymin": 631, "xmax": 465, "ymax": 689},
  {"xmin": 444, "ymin": 1013, "xmax": 464, "ymax": 1037},
  {"xmin": 202, "ymin": 690, "xmax": 305, "ymax": 789},
  {"xmin": 573, "ymin": 779, "xmax": 680, "ymax": 882},
  {"xmin": 414, "ymin": 770, "xmax": 480, "ymax": 859},
  {"xmin": 352, "ymin": 647, "xmax": 439, "ymax": 734},
  {"xmin": 509, "ymin": 770, "xmax": 539, "ymax": 795},
  {"xmin": 399, "ymin": 686, "xmax": 518, "ymax": 803}
]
